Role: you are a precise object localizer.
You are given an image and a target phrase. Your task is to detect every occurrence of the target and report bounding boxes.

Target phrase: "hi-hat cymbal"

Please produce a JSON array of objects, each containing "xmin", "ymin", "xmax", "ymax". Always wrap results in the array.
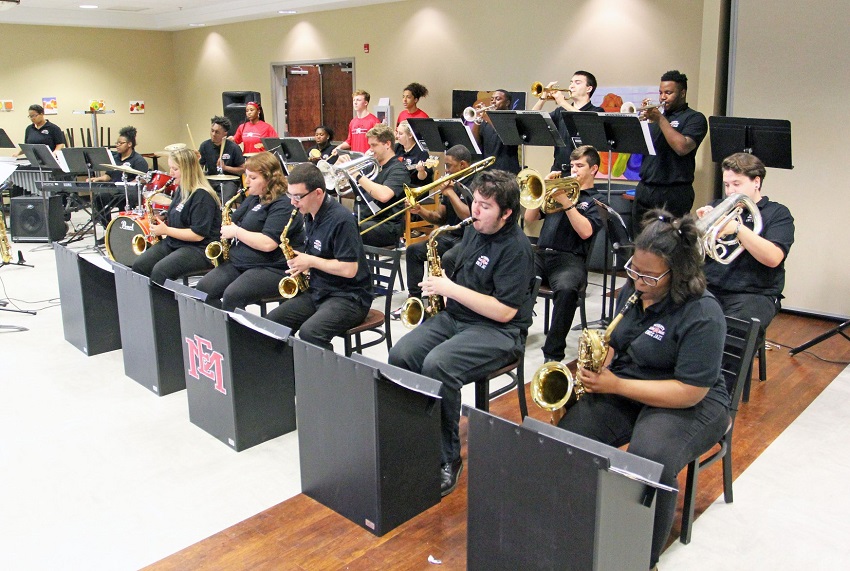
[
  {"xmin": 100, "ymin": 163, "xmax": 147, "ymax": 176},
  {"xmin": 206, "ymin": 174, "xmax": 240, "ymax": 181},
  {"xmin": 154, "ymin": 143, "xmax": 189, "ymax": 157}
]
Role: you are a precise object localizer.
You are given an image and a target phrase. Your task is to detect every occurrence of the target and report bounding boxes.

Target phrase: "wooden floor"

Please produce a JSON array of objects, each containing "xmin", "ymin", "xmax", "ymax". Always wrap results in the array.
[{"xmin": 145, "ymin": 312, "xmax": 850, "ymax": 571}]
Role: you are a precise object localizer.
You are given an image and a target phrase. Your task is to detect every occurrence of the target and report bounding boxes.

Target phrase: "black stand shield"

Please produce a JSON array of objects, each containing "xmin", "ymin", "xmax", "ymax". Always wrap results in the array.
[{"xmin": 407, "ymin": 118, "xmax": 482, "ymax": 155}]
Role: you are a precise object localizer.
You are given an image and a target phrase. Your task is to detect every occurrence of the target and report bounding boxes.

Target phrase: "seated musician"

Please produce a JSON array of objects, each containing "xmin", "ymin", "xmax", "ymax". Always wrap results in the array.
[
  {"xmin": 524, "ymin": 145, "xmax": 604, "ymax": 363},
  {"xmin": 132, "ymin": 148, "xmax": 221, "ymax": 285},
  {"xmin": 198, "ymin": 115, "xmax": 245, "ymax": 203},
  {"xmin": 470, "ymin": 89, "xmax": 521, "ymax": 175},
  {"xmin": 697, "ymin": 152, "xmax": 794, "ymax": 339},
  {"xmin": 308, "ymin": 125, "xmax": 337, "ymax": 164},
  {"xmin": 394, "ymin": 121, "xmax": 433, "ymax": 187},
  {"xmin": 388, "ymin": 170, "xmax": 534, "ymax": 497},
  {"xmin": 391, "ymin": 144, "xmax": 474, "ymax": 320},
  {"xmin": 341, "ymin": 123, "xmax": 409, "ymax": 248},
  {"xmin": 557, "ymin": 210, "xmax": 729, "ymax": 571},
  {"xmin": 88, "ymin": 126, "xmax": 150, "ymax": 237},
  {"xmin": 195, "ymin": 152, "xmax": 304, "ymax": 311},
  {"xmin": 265, "ymin": 163, "xmax": 373, "ymax": 351}
]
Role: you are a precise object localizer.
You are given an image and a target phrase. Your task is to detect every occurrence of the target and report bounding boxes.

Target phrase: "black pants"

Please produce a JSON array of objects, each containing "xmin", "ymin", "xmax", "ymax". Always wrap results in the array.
[
  {"xmin": 558, "ymin": 393, "xmax": 728, "ymax": 568},
  {"xmin": 195, "ymin": 261, "xmax": 287, "ymax": 311},
  {"xmin": 93, "ymin": 191, "xmax": 138, "ymax": 228},
  {"xmin": 388, "ymin": 311, "xmax": 521, "ymax": 464},
  {"xmin": 131, "ymin": 241, "xmax": 212, "ymax": 286},
  {"xmin": 632, "ymin": 181, "xmax": 695, "ymax": 238},
  {"xmin": 534, "ymin": 249, "xmax": 587, "ymax": 361},
  {"xmin": 265, "ymin": 292, "xmax": 368, "ymax": 351},
  {"xmin": 361, "ymin": 219, "xmax": 402, "ymax": 248},
  {"xmin": 405, "ymin": 235, "xmax": 460, "ymax": 299},
  {"xmin": 710, "ymin": 290, "xmax": 779, "ymax": 335}
]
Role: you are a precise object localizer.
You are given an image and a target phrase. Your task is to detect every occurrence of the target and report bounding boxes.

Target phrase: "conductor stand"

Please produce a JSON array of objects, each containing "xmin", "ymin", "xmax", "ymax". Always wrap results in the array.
[
  {"xmin": 61, "ymin": 147, "xmax": 115, "ymax": 248},
  {"xmin": 572, "ymin": 113, "xmax": 655, "ymax": 324},
  {"xmin": 18, "ymin": 144, "xmax": 67, "ymax": 246}
]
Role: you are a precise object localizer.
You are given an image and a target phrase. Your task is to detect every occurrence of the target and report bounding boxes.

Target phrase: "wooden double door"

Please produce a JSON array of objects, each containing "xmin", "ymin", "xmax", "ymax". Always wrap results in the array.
[{"xmin": 274, "ymin": 61, "xmax": 354, "ymax": 141}]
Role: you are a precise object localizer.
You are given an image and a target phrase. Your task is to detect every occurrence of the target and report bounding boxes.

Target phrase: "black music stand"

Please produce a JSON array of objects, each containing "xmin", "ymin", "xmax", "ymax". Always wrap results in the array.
[
  {"xmin": 0, "ymin": 129, "xmax": 14, "ymax": 148},
  {"xmin": 19, "ymin": 143, "xmax": 66, "ymax": 245},
  {"xmin": 486, "ymin": 110, "xmax": 566, "ymax": 147},
  {"xmin": 62, "ymin": 147, "xmax": 116, "ymax": 246},
  {"xmin": 279, "ymin": 137, "xmax": 310, "ymax": 162},
  {"xmin": 407, "ymin": 118, "xmax": 482, "ymax": 155},
  {"xmin": 292, "ymin": 339, "xmax": 442, "ymax": 536},
  {"xmin": 466, "ymin": 407, "xmax": 669, "ymax": 570},
  {"xmin": 572, "ymin": 113, "xmax": 655, "ymax": 324},
  {"xmin": 709, "ymin": 116, "xmax": 793, "ymax": 169}
]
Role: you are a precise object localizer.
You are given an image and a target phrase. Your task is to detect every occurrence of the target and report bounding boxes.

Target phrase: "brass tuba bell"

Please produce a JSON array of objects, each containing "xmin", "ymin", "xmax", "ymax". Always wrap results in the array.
[{"xmin": 517, "ymin": 168, "xmax": 581, "ymax": 214}]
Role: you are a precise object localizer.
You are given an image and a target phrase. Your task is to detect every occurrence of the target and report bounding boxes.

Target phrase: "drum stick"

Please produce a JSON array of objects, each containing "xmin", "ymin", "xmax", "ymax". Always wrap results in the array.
[{"xmin": 186, "ymin": 124, "xmax": 197, "ymax": 150}]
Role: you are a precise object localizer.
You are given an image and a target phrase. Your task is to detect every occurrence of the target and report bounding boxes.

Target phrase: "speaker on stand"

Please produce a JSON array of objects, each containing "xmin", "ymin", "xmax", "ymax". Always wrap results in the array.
[{"xmin": 10, "ymin": 195, "xmax": 66, "ymax": 243}]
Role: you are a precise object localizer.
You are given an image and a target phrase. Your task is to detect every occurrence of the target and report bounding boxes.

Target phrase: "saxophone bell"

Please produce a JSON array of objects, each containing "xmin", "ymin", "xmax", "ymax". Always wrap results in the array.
[
  {"xmin": 399, "ymin": 296, "xmax": 425, "ymax": 329},
  {"xmin": 278, "ymin": 275, "xmax": 302, "ymax": 298},
  {"xmin": 131, "ymin": 234, "xmax": 149, "ymax": 255}
]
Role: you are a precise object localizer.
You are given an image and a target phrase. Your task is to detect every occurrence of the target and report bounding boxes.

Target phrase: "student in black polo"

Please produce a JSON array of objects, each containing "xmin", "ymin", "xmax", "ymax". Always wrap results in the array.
[
  {"xmin": 266, "ymin": 163, "xmax": 373, "ymax": 350},
  {"xmin": 198, "ymin": 115, "xmax": 246, "ymax": 203},
  {"xmin": 558, "ymin": 210, "xmax": 729, "ymax": 570}
]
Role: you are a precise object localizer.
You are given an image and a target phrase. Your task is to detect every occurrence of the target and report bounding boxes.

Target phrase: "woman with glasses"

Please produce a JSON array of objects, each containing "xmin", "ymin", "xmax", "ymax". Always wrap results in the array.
[
  {"xmin": 557, "ymin": 209, "xmax": 729, "ymax": 571},
  {"xmin": 132, "ymin": 148, "xmax": 222, "ymax": 285},
  {"xmin": 14, "ymin": 104, "xmax": 66, "ymax": 156},
  {"xmin": 195, "ymin": 152, "xmax": 303, "ymax": 311}
]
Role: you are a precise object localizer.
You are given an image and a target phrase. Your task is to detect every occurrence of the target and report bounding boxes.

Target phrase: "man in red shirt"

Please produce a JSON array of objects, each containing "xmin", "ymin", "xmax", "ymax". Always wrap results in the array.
[{"xmin": 333, "ymin": 90, "xmax": 380, "ymax": 155}]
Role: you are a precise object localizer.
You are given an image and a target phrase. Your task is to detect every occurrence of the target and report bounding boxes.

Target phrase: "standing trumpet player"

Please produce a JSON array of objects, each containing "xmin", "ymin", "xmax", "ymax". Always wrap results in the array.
[
  {"xmin": 697, "ymin": 152, "xmax": 794, "ymax": 338},
  {"xmin": 471, "ymin": 89, "xmax": 521, "ymax": 175},
  {"xmin": 531, "ymin": 71, "xmax": 604, "ymax": 178},
  {"xmin": 525, "ymin": 145, "xmax": 604, "ymax": 363}
]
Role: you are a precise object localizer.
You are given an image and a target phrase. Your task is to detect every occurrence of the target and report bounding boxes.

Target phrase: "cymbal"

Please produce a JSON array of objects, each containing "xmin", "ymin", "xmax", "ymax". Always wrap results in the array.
[
  {"xmin": 154, "ymin": 143, "xmax": 189, "ymax": 157},
  {"xmin": 206, "ymin": 174, "xmax": 240, "ymax": 181},
  {"xmin": 100, "ymin": 163, "xmax": 147, "ymax": 176}
]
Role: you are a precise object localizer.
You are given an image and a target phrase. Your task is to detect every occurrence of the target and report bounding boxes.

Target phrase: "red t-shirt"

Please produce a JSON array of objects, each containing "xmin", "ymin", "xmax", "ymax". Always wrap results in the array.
[
  {"xmin": 233, "ymin": 120, "xmax": 278, "ymax": 154},
  {"xmin": 396, "ymin": 108, "xmax": 429, "ymax": 125},
  {"xmin": 345, "ymin": 113, "xmax": 380, "ymax": 153}
]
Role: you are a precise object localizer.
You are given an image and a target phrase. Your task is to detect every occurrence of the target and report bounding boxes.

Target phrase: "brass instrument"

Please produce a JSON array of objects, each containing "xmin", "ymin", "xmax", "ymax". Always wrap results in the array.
[
  {"xmin": 132, "ymin": 191, "xmax": 166, "ymax": 256},
  {"xmin": 399, "ymin": 217, "xmax": 476, "ymax": 328},
  {"xmin": 0, "ymin": 208, "xmax": 12, "ymax": 264},
  {"xmin": 697, "ymin": 192, "xmax": 763, "ymax": 264},
  {"xmin": 317, "ymin": 154, "xmax": 379, "ymax": 193},
  {"xmin": 531, "ymin": 81, "xmax": 572, "ymax": 100},
  {"xmin": 517, "ymin": 168, "xmax": 581, "ymax": 214},
  {"xmin": 205, "ymin": 189, "xmax": 245, "ymax": 267},
  {"xmin": 277, "ymin": 209, "xmax": 309, "ymax": 298},
  {"xmin": 462, "ymin": 104, "xmax": 496, "ymax": 124},
  {"xmin": 530, "ymin": 292, "xmax": 641, "ymax": 422},
  {"xmin": 359, "ymin": 156, "xmax": 495, "ymax": 235}
]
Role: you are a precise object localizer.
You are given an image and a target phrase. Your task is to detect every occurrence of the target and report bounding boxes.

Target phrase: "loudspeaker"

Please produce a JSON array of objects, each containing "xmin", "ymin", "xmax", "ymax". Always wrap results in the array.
[
  {"xmin": 222, "ymin": 91, "xmax": 261, "ymax": 136},
  {"xmin": 10, "ymin": 196, "xmax": 66, "ymax": 243}
]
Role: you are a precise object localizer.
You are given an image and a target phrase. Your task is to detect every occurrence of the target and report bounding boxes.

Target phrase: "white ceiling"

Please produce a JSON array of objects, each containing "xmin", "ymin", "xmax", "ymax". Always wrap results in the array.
[{"xmin": 0, "ymin": 0, "xmax": 401, "ymax": 31}]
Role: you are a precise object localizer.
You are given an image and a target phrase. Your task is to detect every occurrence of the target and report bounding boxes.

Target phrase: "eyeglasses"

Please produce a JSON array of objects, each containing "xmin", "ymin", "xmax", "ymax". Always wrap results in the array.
[
  {"xmin": 28, "ymin": 114, "xmax": 41, "ymax": 119},
  {"xmin": 623, "ymin": 257, "xmax": 670, "ymax": 287},
  {"xmin": 287, "ymin": 188, "xmax": 317, "ymax": 202},
  {"xmin": 115, "ymin": 141, "xmax": 128, "ymax": 146}
]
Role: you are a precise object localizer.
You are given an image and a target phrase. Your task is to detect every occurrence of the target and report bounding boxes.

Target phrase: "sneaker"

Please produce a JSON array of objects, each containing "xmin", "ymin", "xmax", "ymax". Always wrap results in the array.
[{"xmin": 390, "ymin": 306, "xmax": 403, "ymax": 321}]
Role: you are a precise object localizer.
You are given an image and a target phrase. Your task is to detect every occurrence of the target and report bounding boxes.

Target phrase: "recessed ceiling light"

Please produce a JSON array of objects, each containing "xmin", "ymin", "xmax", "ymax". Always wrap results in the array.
[
  {"xmin": 189, "ymin": 23, "xmax": 206, "ymax": 27},
  {"xmin": 79, "ymin": 4, "xmax": 99, "ymax": 8},
  {"xmin": 278, "ymin": 10, "xmax": 297, "ymax": 14}
]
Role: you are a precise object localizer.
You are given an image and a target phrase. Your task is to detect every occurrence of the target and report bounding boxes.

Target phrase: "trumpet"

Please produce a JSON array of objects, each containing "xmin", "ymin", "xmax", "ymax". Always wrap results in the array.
[
  {"xmin": 462, "ymin": 104, "xmax": 496, "ymax": 124},
  {"xmin": 531, "ymin": 81, "xmax": 573, "ymax": 100},
  {"xmin": 517, "ymin": 168, "xmax": 581, "ymax": 214},
  {"xmin": 619, "ymin": 101, "xmax": 665, "ymax": 114},
  {"xmin": 359, "ymin": 156, "xmax": 496, "ymax": 236},
  {"xmin": 697, "ymin": 193, "xmax": 763, "ymax": 264},
  {"xmin": 317, "ymin": 154, "xmax": 379, "ymax": 193}
]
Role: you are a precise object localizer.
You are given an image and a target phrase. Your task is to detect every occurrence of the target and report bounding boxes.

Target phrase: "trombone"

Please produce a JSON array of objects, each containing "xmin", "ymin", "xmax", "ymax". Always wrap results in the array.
[
  {"xmin": 359, "ymin": 156, "xmax": 496, "ymax": 236},
  {"xmin": 531, "ymin": 81, "xmax": 573, "ymax": 100}
]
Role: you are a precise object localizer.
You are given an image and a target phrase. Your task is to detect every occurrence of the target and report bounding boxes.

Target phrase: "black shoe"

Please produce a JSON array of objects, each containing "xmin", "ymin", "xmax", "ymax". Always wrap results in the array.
[
  {"xmin": 390, "ymin": 306, "xmax": 403, "ymax": 321},
  {"xmin": 440, "ymin": 458, "xmax": 463, "ymax": 497},
  {"xmin": 543, "ymin": 354, "xmax": 562, "ymax": 364}
]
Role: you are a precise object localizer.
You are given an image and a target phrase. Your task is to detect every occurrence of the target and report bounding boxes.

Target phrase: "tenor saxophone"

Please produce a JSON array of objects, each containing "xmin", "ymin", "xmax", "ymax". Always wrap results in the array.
[
  {"xmin": 205, "ymin": 189, "xmax": 244, "ymax": 267},
  {"xmin": 278, "ymin": 208, "xmax": 309, "ymax": 298},
  {"xmin": 399, "ymin": 216, "xmax": 476, "ymax": 329},
  {"xmin": 0, "ymin": 208, "xmax": 13, "ymax": 264}
]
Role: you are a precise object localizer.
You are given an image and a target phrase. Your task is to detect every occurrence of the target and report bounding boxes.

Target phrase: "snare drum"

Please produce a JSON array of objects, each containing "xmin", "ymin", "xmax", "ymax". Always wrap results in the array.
[
  {"xmin": 144, "ymin": 171, "xmax": 177, "ymax": 195},
  {"xmin": 147, "ymin": 192, "xmax": 173, "ymax": 213},
  {"xmin": 105, "ymin": 212, "xmax": 151, "ymax": 266}
]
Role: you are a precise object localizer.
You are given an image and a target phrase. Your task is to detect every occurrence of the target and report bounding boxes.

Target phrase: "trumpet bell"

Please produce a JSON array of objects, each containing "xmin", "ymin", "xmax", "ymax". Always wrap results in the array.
[
  {"xmin": 517, "ymin": 168, "xmax": 581, "ymax": 214},
  {"xmin": 530, "ymin": 362, "xmax": 577, "ymax": 411}
]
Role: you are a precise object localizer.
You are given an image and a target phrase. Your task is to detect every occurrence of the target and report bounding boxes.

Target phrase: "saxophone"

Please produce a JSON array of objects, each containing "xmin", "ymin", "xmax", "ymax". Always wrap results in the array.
[
  {"xmin": 531, "ymin": 292, "xmax": 642, "ymax": 421},
  {"xmin": 205, "ymin": 189, "xmax": 244, "ymax": 267},
  {"xmin": 132, "ymin": 191, "xmax": 166, "ymax": 256},
  {"xmin": 399, "ymin": 216, "xmax": 476, "ymax": 329},
  {"xmin": 278, "ymin": 208, "xmax": 309, "ymax": 298},
  {"xmin": 0, "ymin": 209, "xmax": 12, "ymax": 264}
]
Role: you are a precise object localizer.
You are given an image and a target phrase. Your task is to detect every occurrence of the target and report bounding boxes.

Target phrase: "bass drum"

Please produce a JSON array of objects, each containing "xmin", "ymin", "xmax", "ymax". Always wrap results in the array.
[{"xmin": 105, "ymin": 213, "xmax": 151, "ymax": 266}]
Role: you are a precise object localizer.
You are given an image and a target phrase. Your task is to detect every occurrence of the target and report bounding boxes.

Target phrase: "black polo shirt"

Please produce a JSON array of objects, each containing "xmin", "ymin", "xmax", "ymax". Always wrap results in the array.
[
  {"xmin": 198, "ymin": 139, "xmax": 245, "ymax": 175},
  {"xmin": 304, "ymin": 195, "xmax": 373, "ymax": 309},
  {"xmin": 480, "ymin": 121, "xmax": 521, "ymax": 174},
  {"xmin": 550, "ymin": 101, "xmax": 605, "ymax": 173},
  {"xmin": 369, "ymin": 158, "xmax": 409, "ymax": 226},
  {"xmin": 440, "ymin": 175, "xmax": 475, "ymax": 237},
  {"xmin": 229, "ymin": 194, "xmax": 304, "ymax": 270},
  {"xmin": 639, "ymin": 104, "xmax": 707, "ymax": 186},
  {"xmin": 106, "ymin": 150, "xmax": 149, "ymax": 183},
  {"xmin": 536, "ymin": 187, "xmax": 603, "ymax": 256},
  {"xmin": 704, "ymin": 196, "xmax": 794, "ymax": 298},
  {"xmin": 447, "ymin": 221, "xmax": 534, "ymax": 330},
  {"xmin": 163, "ymin": 188, "xmax": 221, "ymax": 249},
  {"xmin": 313, "ymin": 142, "xmax": 337, "ymax": 161},
  {"xmin": 24, "ymin": 120, "xmax": 66, "ymax": 150},
  {"xmin": 608, "ymin": 284, "xmax": 729, "ymax": 407},
  {"xmin": 393, "ymin": 143, "xmax": 434, "ymax": 187}
]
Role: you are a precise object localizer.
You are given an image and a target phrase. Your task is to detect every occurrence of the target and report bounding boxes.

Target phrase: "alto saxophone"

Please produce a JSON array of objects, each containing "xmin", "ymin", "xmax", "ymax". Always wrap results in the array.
[
  {"xmin": 205, "ymin": 189, "xmax": 244, "ymax": 267},
  {"xmin": 132, "ymin": 191, "xmax": 166, "ymax": 256},
  {"xmin": 531, "ymin": 291, "xmax": 642, "ymax": 421},
  {"xmin": 278, "ymin": 208, "xmax": 309, "ymax": 298},
  {"xmin": 399, "ymin": 216, "xmax": 476, "ymax": 329},
  {"xmin": 0, "ymin": 208, "xmax": 13, "ymax": 264}
]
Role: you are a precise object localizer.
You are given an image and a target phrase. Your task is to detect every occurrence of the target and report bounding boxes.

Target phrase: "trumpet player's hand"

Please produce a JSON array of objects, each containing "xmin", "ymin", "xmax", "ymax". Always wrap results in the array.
[
  {"xmin": 545, "ymin": 170, "xmax": 562, "ymax": 181},
  {"xmin": 696, "ymin": 205, "xmax": 713, "ymax": 219},
  {"xmin": 577, "ymin": 366, "xmax": 621, "ymax": 395},
  {"xmin": 286, "ymin": 251, "xmax": 312, "ymax": 276},
  {"xmin": 220, "ymin": 223, "xmax": 239, "ymax": 240},
  {"xmin": 335, "ymin": 153, "xmax": 351, "ymax": 164}
]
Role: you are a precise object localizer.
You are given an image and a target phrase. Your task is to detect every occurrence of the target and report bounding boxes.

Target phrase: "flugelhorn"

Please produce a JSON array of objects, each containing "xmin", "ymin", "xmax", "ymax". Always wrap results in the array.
[
  {"xmin": 531, "ymin": 81, "xmax": 572, "ymax": 100},
  {"xmin": 462, "ymin": 104, "xmax": 496, "ymax": 124},
  {"xmin": 697, "ymin": 193, "xmax": 763, "ymax": 264},
  {"xmin": 517, "ymin": 168, "xmax": 581, "ymax": 214},
  {"xmin": 317, "ymin": 154, "xmax": 379, "ymax": 193}
]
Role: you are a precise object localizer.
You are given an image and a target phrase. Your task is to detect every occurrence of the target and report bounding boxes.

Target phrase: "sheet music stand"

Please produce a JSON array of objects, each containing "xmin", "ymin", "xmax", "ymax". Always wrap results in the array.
[
  {"xmin": 279, "ymin": 138, "xmax": 310, "ymax": 162},
  {"xmin": 0, "ymin": 129, "xmax": 14, "ymax": 148},
  {"xmin": 486, "ymin": 110, "xmax": 566, "ymax": 147},
  {"xmin": 19, "ymin": 144, "xmax": 66, "ymax": 245},
  {"xmin": 407, "ymin": 118, "xmax": 482, "ymax": 155},
  {"xmin": 571, "ymin": 113, "xmax": 655, "ymax": 323},
  {"xmin": 62, "ymin": 147, "xmax": 118, "ymax": 247},
  {"xmin": 709, "ymin": 117, "xmax": 793, "ymax": 169}
]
